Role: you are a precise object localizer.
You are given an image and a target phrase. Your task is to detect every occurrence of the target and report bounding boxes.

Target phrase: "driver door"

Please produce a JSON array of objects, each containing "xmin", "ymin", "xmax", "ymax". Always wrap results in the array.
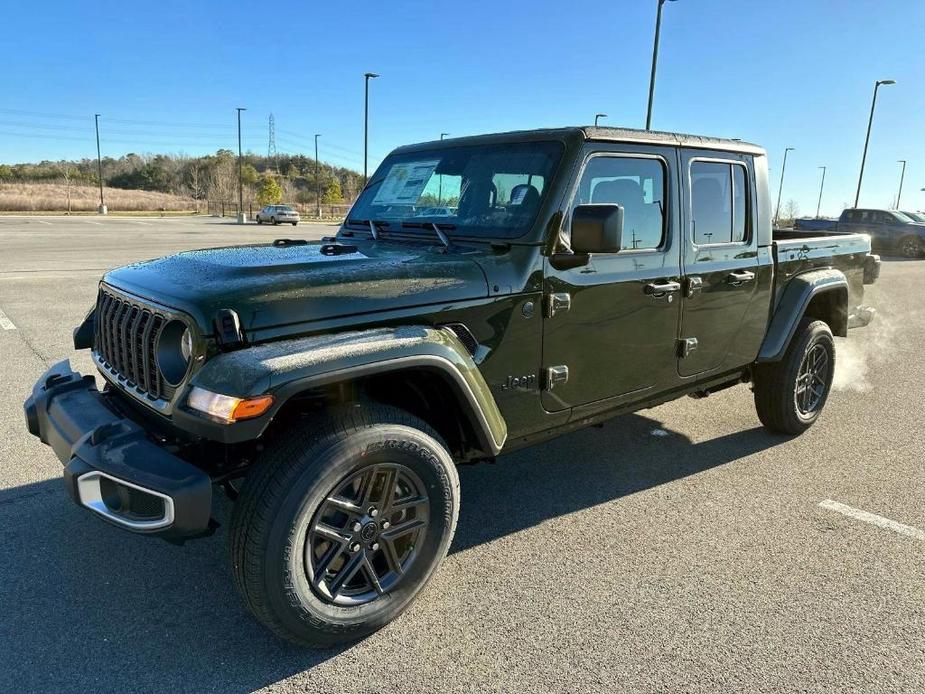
[{"xmin": 542, "ymin": 145, "xmax": 683, "ymax": 412}]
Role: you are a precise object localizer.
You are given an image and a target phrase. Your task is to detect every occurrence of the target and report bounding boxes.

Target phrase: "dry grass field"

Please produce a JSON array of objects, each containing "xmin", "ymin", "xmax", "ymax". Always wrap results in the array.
[{"xmin": 0, "ymin": 182, "xmax": 201, "ymax": 213}]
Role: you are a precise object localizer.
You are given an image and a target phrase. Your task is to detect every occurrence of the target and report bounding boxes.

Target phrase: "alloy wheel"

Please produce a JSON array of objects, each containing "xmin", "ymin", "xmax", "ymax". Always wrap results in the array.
[
  {"xmin": 794, "ymin": 342, "xmax": 830, "ymax": 416},
  {"xmin": 305, "ymin": 463, "xmax": 430, "ymax": 606}
]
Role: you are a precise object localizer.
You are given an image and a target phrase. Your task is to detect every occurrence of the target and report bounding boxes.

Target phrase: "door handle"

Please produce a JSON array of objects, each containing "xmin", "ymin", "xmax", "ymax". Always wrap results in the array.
[
  {"xmin": 643, "ymin": 281, "xmax": 682, "ymax": 297},
  {"xmin": 685, "ymin": 276, "xmax": 703, "ymax": 298},
  {"xmin": 726, "ymin": 270, "xmax": 756, "ymax": 286}
]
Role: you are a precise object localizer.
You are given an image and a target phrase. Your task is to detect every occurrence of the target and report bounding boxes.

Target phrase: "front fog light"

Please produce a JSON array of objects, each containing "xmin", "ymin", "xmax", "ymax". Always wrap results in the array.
[{"xmin": 187, "ymin": 387, "xmax": 274, "ymax": 423}]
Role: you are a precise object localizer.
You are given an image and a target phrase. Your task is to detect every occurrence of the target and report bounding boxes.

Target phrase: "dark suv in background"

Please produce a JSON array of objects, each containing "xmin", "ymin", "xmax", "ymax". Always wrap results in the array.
[{"xmin": 838, "ymin": 208, "xmax": 925, "ymax": 257}]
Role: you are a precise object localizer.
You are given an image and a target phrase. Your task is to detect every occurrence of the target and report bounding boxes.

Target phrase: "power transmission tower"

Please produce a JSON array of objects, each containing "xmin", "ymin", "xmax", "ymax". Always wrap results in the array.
[{"xmin": 268, "ymin": 113, "xmax": 279, "ymax": 174}]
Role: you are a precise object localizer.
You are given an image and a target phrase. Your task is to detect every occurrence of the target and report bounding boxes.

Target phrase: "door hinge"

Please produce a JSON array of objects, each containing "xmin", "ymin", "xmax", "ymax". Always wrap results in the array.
[
  {"xmin": 545, "ymin": 292, "xmax": 571, "ymax": 318},
  {"xmin": 544, "ymin": 365, "xmax": 569, "ymax": 390},
  {"xmin": 678, "ymin": 337, "xmax": 698, "ymax": 358}
]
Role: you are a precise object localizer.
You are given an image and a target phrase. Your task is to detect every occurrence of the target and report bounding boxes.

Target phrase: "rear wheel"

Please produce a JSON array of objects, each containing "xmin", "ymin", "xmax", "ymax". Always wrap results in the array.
[
  {"xmin": 753, "ymin": 318, "xmax": 835, "ymax": 435},
  {"xmin": 229, "ymin": 405, "xmax": 460, "ymax": 646},
  {"xmin": 292, "ymin": 221, "xmax": 298, "ymax": 226},
  {"xmin": 256, "ymin": 216, "xmax": 263, "ymax": 224},
  {"xmin": 271, "ymin": 216, "xmax": 278, "ymax": 225},
  {"xmin": 899, "ymin": 236, "xmax": 923, "ymax": 258}
]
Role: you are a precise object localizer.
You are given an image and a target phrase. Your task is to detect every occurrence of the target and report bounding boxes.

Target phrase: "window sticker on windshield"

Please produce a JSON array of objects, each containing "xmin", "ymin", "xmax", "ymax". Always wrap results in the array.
[{"xmin": 372, "ymin": 160, "xmax": 440, "ymax": 205}]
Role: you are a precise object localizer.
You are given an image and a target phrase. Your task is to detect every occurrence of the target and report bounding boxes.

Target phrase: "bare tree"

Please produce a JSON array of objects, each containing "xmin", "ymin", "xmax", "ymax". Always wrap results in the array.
[
  {"xmin": 57, "ymin": 161, "xmax": 74, "ymax": 214},
  {"xmin": 782, "ymin": 199, "xmax": 800, "ymax": 226}
]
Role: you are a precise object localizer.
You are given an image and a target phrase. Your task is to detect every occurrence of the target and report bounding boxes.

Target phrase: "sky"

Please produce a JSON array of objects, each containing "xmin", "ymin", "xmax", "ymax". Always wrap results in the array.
[{"xmin": 1, "ymin": 0, "xmax": 923, "ymax": 217}]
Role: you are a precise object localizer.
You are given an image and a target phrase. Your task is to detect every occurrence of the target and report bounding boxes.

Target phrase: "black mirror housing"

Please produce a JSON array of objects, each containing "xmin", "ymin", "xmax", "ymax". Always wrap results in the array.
[{"xmin": 570, "ymin": 204, "xmax": 624, "ymax": 254}]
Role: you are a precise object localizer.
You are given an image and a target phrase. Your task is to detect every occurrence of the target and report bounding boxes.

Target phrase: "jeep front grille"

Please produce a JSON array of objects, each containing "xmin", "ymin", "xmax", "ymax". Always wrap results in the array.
[{"xmin": 93, "ymin": 286, "xmax": 176, "ymax": 401}]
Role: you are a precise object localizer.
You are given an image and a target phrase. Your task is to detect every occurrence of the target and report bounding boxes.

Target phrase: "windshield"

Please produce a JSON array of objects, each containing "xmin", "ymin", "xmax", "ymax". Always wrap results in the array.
[
  {"xmin": 345, "ymin": 141, "xmax": 563, "ymax": 239},
  {"xmin": 902, "ymin": 211, "xmax": 925, "ymax": 223}
]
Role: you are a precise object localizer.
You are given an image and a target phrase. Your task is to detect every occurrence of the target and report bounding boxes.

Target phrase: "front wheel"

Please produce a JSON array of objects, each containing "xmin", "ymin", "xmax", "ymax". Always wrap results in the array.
[
  {"xmin": 291, "ymin": 221, "xmax": 298, "ymax": 226},
  {"xmin": 753, "ymin": 318, "xmax": 835, "ymax": 435},
  {"xmin": 256, "ymin": 216, "xmax": 263, "ymax": 224},
  {"xmin": 229, "ymin": 405, "xmax": 460, "ymax": 646},
  {"xmin": 899, "ymin": 236, "xmax": 923, "ymax": 258}
]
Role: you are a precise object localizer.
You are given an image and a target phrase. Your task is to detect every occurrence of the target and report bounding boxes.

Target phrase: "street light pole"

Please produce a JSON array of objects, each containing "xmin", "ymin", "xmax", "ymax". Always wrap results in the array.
[
  {"xmin": 594, "ymin": 113, "xmax": 607, "ymax": 127},
  {"xmin": 816, "ymin": 166, "xmax": 827, "ymax": 218},
  {"xmin": 854, "ymin": 79, "xmax": 895, "ymax": 208},
  {"xmin": 315, "ymin": 134, "xmax": 321, "ymax": 219},
  {"xmin": 94, "ymin": 114, "xmax": 105, "ymax": 214},
  {"xmin": 774, "ymin": 147, "xmax": 795, "ymax": 225},
  {"xmin": 646, "ymin": 0, "xmax": 678, "ymax": 131},
  {"xmin": 364, "ymin": 72, "xmax": 379, "ymax": 185},
  {"xmin": 896, "ymin": 159, "xmax": 907, "ymax": 209},
  {"xmin": 236, "ymin": 107, "xmax": 246, "ymax": 223}
]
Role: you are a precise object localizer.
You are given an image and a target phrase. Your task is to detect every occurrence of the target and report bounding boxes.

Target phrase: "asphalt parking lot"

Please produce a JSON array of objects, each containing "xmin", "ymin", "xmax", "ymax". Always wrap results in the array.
[{"xmin": 1, "ymin": 215, "xmax": 923, "ymax": 693}]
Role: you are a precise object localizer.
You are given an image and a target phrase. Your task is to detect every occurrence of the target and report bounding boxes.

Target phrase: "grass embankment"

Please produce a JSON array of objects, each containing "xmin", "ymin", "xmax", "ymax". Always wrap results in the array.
[{"xmin": 0, "ymin": 182, "xmax": 201, "ymax": 213}]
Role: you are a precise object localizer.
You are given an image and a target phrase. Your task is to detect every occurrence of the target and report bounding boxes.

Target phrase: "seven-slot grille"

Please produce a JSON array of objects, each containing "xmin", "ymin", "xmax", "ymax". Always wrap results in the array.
[{"xmin": 93, "ymin": 286, "xmax": 176, "ymax": 400}]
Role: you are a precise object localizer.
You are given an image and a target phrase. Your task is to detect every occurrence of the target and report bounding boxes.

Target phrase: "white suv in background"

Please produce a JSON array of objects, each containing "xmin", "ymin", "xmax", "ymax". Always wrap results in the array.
[{"xmin": 255, "ymin": 205, "xmax": 300, "ymax": 225}]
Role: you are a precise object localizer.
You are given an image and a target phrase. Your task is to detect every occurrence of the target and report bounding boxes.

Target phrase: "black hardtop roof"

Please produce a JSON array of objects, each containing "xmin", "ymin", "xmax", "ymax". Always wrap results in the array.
[{"xmin": 394, "ymin": 126, "xmax": 765, "ymax": 156}]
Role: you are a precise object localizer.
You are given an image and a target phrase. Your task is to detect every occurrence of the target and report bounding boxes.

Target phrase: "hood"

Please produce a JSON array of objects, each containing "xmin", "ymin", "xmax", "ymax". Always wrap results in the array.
[{"xmin": 103, "ymin": 240, "xmax": 489, "ymax": 332}]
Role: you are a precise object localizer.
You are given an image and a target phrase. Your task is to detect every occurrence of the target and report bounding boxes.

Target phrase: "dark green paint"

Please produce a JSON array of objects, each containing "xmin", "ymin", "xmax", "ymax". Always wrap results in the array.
[{"xmin": 90, "ymin": 127, "xmax": 876, "ymax": 457}]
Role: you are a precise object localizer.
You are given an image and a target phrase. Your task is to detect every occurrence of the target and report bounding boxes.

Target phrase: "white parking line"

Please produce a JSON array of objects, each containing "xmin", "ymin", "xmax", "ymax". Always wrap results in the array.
[
  {"xmin": 820, "ymin": 499, "xmax": 925, "ymax": 541},
  {"xmin": 0, "ymin": 307, "xmax": 16, "ymax": 330},
  {"xmin": 37, "ymin": 220, "xmax": 52, "ymax": 225}
]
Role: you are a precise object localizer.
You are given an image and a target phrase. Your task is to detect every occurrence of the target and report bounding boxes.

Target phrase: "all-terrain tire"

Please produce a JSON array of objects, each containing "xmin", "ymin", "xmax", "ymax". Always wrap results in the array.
[
  {"xmin": 229, "ymin": 404, "xmax": 460, "ymax": 647},
  {"xmin": 753, "ymin": 318, "xmax": 835, "ymax": 435}
]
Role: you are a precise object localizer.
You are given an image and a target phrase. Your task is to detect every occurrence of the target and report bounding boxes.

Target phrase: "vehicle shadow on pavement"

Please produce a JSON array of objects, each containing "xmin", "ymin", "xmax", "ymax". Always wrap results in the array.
[
  {"xmin": 452, "ymin": 413, "xmax": 785, "ymax": 554},
  {"xmin": 0, "ymin": 413, "xmax": 784, "ymax": 693}
]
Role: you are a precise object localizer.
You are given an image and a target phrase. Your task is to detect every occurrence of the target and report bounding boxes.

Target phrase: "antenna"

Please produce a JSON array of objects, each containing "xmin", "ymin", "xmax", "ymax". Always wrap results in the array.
[{"xmin": 268, "ymin": 113, "xmax": 279, "ymax": 174}]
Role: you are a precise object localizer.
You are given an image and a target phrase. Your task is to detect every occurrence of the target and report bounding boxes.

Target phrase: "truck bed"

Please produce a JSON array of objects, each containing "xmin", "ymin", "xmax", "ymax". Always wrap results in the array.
[{"xmin": 771, "ymin": 228, "xmax": 877, "ymax": 314}]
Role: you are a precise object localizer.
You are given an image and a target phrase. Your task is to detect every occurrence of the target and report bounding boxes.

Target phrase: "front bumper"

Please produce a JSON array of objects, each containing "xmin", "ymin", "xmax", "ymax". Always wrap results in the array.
[{"xmin": 24, "ymin": 360, "xmax": 213, "ymax": 541}]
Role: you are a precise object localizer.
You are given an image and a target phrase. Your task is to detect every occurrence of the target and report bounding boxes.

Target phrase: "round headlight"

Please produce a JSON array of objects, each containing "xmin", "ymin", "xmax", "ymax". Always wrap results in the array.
[
  {"xmin": 181, "ymin": 328, "xmax": 193, "ymax": 362},
  {"xmin": 156, "ymin": 320, "xmax": 193, "ymax": 386}
]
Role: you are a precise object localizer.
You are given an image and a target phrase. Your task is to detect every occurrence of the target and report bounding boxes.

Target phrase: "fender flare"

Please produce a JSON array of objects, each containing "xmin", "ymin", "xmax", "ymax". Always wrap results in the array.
[
  {"xmin": 184, "ymin": 325, "xmax": 507, "ymax": 455},
  {"xmin": 756, "ymin": 268, "xmax": 848, "ymax": 363}
]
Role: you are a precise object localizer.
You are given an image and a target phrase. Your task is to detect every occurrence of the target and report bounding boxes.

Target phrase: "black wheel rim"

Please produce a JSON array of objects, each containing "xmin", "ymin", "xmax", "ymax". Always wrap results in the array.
[
  {"xmin": 794, "ymin": 342, "xmax": 830, "ymax": 416},
  {"xmin": 305, "ymin": 464, "xmax": 430, "ymax": 606}
]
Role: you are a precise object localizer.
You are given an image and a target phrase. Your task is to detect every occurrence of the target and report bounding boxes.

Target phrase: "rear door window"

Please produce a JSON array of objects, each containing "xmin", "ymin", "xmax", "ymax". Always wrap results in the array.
[{"xmin": 690, "ymin": 161, "xmax": 749, "ymax": 245}]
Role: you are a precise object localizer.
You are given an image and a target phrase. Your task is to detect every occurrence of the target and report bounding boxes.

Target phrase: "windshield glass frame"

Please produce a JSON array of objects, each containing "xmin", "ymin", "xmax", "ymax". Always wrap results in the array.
[{"xmin": 344, "ymin": 140, "xmax": 565, "ymax": 241}]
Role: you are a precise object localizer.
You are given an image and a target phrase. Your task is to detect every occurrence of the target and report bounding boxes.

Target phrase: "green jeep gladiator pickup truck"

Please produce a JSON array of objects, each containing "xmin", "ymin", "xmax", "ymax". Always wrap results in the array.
[{"xmin": 24, "ymin": 126, "xmax": 880, "ymax": 646}]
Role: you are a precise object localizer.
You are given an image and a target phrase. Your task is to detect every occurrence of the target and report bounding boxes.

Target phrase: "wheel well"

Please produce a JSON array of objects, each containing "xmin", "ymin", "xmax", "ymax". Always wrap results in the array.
[
  {"xmin": 804, "ymin": 288, "xmax": 848, "ymax": 337},
  {"xmin": 264, "ymin": 368, "xmax": 489, "ymax": 462}
]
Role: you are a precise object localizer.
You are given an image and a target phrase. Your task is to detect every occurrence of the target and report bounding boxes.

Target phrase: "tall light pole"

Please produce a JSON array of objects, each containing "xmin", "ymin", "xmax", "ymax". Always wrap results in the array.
[
  {"xmin": 236, "ymin": 107, "xmax": 246, "ymax": 223},
  {"xmin": 816, "ymin": 166, "xmax": 827, "ymax": 218},
  {"xmin": 438, "ymin": 132, "xmax": 449, "ymax": 204},
  {"xmin": 645, "ymin": 0, "xmax": 678, "ymax": 131},
  {"xmin": 854, "ymin": 79, "xmax": 895, "ymax": 208},
  {"xmin": 314, "ymin": 134, "xmax": 321, "ymax": 219},
  {"xmin": 595, "ymin": 113, "xmax": 607, "ymax": 127},
  {"xmin": 364, "ymin": 72, "xmax": 379, "ymax": 184},
  {"xmin": 895, "ymin": 160, "xmax": 907, "ymax": 209},
  {"xmin": 774, "ymin": 147, "xmax": 795, "ymax": 225},
  {"xmin": 94, "ymin": 114, "xmax": 106, "ymax": 214}
]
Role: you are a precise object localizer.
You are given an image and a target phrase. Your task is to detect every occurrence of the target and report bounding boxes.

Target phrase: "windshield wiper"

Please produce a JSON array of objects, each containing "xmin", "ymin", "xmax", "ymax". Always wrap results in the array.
[
  {"xmin": 345, "ymin": 218, "xmax": 389, "ymax": 239},
  {"xmin": 400, "ymin": 221, "xmax": 456, "ymax": 250}
]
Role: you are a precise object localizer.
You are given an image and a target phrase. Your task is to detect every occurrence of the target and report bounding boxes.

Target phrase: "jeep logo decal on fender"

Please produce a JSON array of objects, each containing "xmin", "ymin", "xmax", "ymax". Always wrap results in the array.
[{"xmin": 500, "ymin": 374, "xmax": 537, "ymax": 392}]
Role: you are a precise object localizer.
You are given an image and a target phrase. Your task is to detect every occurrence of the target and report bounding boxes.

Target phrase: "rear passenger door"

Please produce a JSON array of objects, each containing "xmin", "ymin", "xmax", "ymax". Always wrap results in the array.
[{"xmin": 677, "ymin": 150, "xmax": 761, "ymax": 377}]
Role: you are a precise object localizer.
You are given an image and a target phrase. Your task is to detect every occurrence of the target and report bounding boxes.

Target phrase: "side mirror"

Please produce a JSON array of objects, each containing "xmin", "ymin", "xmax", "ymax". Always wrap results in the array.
[{"xmin": 570, "ymin": 204, "xmax": 624, "ymax": 254}]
